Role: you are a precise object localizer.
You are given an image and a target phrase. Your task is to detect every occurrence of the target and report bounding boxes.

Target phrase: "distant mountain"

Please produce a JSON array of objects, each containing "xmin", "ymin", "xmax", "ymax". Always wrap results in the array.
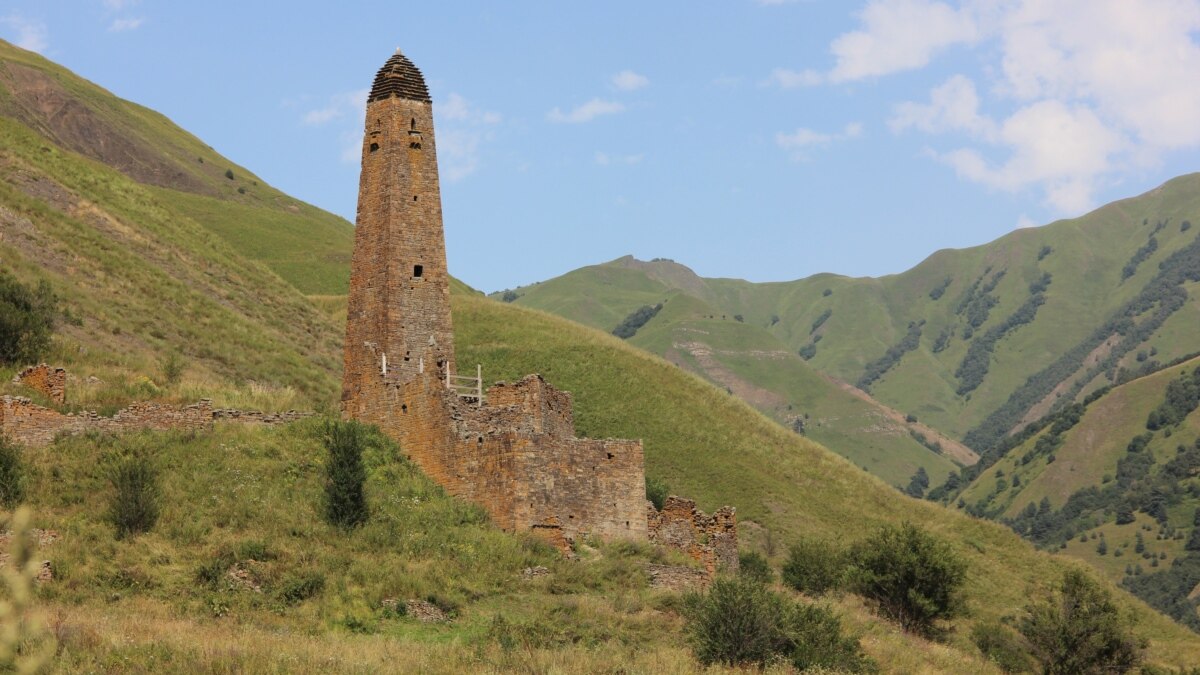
[
  {"xmin": 494, "ymin": 257, "xmax": 972, "ymax": 487},
  {"xmin": 500, "ymin": 176, "xmax": 1200, "ymax": 462}
]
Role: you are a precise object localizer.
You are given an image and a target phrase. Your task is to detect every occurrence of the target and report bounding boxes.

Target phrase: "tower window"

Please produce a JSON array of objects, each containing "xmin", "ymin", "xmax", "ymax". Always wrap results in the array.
[
  {"xmin": 413, "ymin": 264, "xmax": 424, "ymax": 278},
  {"xmin": 369, "ymin": 142, "xmax": 379, "ymax": 152}
]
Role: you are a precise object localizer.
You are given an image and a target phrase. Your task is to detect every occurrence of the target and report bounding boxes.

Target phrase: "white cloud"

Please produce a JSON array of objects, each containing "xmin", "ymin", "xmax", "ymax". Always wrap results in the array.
[
  {"xmin": 301, "ymin": 88, "xmax": 368, "ymax": 127},
  {"xmin": 595, "ymin": 151, "xmax": 644, "ymax": 166},
  {"xmin": 850, "ymin": 0, "xmax": 1200, "ymax": 214},
  {"xmin": 829, "ymin": 0, "xmax": 977, "ymax": 82},
  {"xmin": 547, "ymin": 98, "xmax": 626, "ymax": 124},
  {"xmin": 102, "ymin": 0, "xmax": 139, "ymax": 9},
  {"xmin": 1, "ymin": 14, "xmax": 48, "ymax": 53},
  {"xmin": 108, "ymin": 17, "xmax": 144, "ymax": 32},
  {"xmin": 764, "ymin": 67, "xmax": 823, "ymax": 88},
  {"xmin": 435, "ymin": 94, "xmax": 501, "ymax": 181},
  {"xmin": 1015, "ymin": 214, "xmax": 1037, "ymax": 229},
  {"xmin": 776, "ymin": 122, "xmax": 863, "ymax": 159},
  {"xmin": 611, "ymin": 70, "xmax": 649, "ymax": 91},
  {"xmin": 889, "ymin": 75, "xmax": 996, "ymax": 139}
]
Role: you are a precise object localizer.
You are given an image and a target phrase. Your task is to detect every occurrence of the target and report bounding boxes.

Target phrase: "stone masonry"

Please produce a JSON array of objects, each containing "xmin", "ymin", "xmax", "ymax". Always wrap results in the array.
[
  {"xmin": 340, "ymin": 51, "xmax": 654, "ymax": 551},
  {"xmin": 648, "ymin": 496, "xmax": 739, "ymax": 575},
  {"xmin": 12, "ymin": 364, "xmax": 66, "ymax": 404},
  {"xmin": 340, "ymin": 49, "xmax": 737, "ymax": 560},
  {"xmin": 0, "ymin": 395, "xmax": 313, "ymax": 448}
]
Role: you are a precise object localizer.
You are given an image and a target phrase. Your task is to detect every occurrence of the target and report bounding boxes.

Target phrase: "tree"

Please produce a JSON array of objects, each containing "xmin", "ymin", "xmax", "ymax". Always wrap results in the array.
[
  {"xmin": 905, "ymin": 467, "xmax": 929, "ymax": 498},
  {"xmin": 1186, "ymin": 508, "xmax": 1200, "ymax": 552},
  {"xmin": 1019, "ymin": 569, "xmax": 1144, "ymax": 674},
  {"xmin": 846, "ymin": 522, "xmax": 967, "ymax": 635},
  {"xmin": 0, "ymin": 437, "xmax": 25, "ymax": 509},
  {"xmin": 645, "ymin": 476, "xmax": 669, "ymax": 510},
  {"xmin": 0, "ymin": 270, "xmax": 56, "ymax": 365},
  {"xmin": 106, "ymin": 454, "xmax": 161, "ymax": 538},
  {"xmin": 323, "ymin": 420, "xmax": 369, "ymax": 529}
]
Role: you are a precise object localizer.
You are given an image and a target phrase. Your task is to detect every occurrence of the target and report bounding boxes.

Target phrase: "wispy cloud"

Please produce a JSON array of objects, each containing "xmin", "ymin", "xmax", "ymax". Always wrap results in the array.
[
  {"xmin": 108, "ymin": 17, "xmax": 144, "ymax": 32},
  {"xmin": 776, "ymin": 122, "xmax": 863, "ymax": 159},
  {"xmin": 611, "ymin": 70, "xmax": 649, "ymax": 91},
  {"xmin": 1, "ymin": 14, "xmax": 48, "ymax": 53},
  {"xmin": 435, "ymin": 93, "xmax": 502, "ymax": 181},
  {"xmin": 764, "ymin": 67, "xmax": 823, "ymax": 88},
  {"xmin": 301, "ymin": 88, "xmax": 369, "ymax": 127},
  {"xmin": 102, "ymin": 0, "xmax": 140, "ymax": 9},
  {"xmin": 595, "ymin": 151, "xmax": 644, "ymax": 166},
  {"xmin": 547, "ymin": 98, "xmax": 626, "ymax": 124}
]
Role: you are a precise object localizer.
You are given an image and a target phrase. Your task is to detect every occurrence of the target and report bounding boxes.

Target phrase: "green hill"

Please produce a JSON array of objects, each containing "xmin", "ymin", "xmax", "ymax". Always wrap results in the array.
[
  {"xmin": 501, "ymin": 180, "xmax": 1200, "ymax": 459},
  {"xmin": 947, "ymin": 354, "xmax": 1200, "ymax": 629},
  {"xmin": 3, "ymin": 38, "xmax": 1200, "ymax": 670},
  {"xmin": 497, "ymin": 260, "xmax": 972, "ymax": 488}
]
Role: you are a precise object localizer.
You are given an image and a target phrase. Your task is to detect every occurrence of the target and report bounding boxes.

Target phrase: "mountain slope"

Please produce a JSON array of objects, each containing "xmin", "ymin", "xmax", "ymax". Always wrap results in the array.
[
  {"xmin": 949, "ymin": 354, "xmax": 1200, "ymax": 629},
  {"xmin": 0, "ymin": 39, "xmax": 353, "ymax": 295},
  {"xmin": 502, "ymin": 178, "xmax": 1200, "ymax": 457},
  {"xmin": 498, "ymin": 261, "xmax": 969, "ymax": 487}
]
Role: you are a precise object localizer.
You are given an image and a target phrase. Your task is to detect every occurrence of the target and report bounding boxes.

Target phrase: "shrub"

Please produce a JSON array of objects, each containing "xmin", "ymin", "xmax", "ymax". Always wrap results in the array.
[
  {"xmin": 224, "ymin": 168, "xmax": 235, "ymax": 180},
  {"xmin": 0, "ymin": 437, "xmax": 25, "ymax": 509},
  {"xmin": 1020, "ymin": 569, "xmax": 1144, "ymax": 674},
  {"xmin": 738, "ymin": 551, "xmax": 774, "ymax": 585},
  {"xmin": 645, "ymin": 476, "xmax": 669, "ymax": 511},
  {"xmin": 782, "ymin": 535, "xmax": 845, "ymax": 596},
  {"xmin": 845, "ymin": 522, "xmax": 967, "ymax": 635},
  {"xmin": 278, "ymin": 571, "xmax": 325, "ymax": 605},
  {"xmin": 322, "ymin": 420, "xmax": 369, "ymax": 529},
  {"xmin": 684, "ymin": 577, "xmax": 872, "ymax": 671},
  {"xmin": 0, "ymin": 271, "xmax": 56, "ymax": 365},
  {"xmin": 501, "ymin": 290, "xmax": 519, "ymax": 303},
  {"xmin": 159, "ymin": 351, "xmax": 185, "ymax": 386},
  {"xmin": 971, "ymin": 621, "xmax": 1035, "ymax": 673},
  {"xmin": 106, "ymin": 454, "xmax": 161, "ymax": 538}
]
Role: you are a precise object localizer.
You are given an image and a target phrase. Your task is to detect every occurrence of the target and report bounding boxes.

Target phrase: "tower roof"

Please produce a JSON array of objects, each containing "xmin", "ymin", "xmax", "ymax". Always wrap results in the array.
[{"xmin": 367, "ymin": 49, "xmax": 432, "ymax": 104}]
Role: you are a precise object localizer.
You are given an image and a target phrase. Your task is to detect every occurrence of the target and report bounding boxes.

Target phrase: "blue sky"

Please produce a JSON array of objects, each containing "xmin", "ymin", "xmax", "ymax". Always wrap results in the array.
[{"xmin": 5, "ymin": 1, "xmax": 1200, "ymax": 292}]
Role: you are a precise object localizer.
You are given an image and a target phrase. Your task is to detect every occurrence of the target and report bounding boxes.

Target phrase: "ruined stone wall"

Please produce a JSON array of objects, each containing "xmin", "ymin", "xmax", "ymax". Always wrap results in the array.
[
  {"xmin": 648, "ymin": 496, "xmax": 739, "ymax": 575},
  {"xmin": 12, "ymin": 364, "xmax": 66, "ymax": 404},
  {"xmin": 0, "ymin": 396, "xmax": 313, "ymax": 448}
]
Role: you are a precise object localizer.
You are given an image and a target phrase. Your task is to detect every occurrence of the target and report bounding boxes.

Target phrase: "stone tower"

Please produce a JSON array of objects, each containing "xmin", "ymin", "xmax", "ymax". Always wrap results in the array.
[
  {"xmin": 339, "ymin": 49, "xmax": 738, "ymax": 561},
  {"xmin": 342, "ymin": 49, "xmax": 455, "ymax": 416}
]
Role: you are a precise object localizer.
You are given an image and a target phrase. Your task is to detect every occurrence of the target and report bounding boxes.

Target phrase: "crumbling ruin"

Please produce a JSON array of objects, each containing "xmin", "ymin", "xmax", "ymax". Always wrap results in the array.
[
  {"xmin": 340, "ymin": 50, "xmax": 738, "ymax": 561},
  {"xmin": 12, "ymin": 364, "xmax": 66, "ymax": 404}
]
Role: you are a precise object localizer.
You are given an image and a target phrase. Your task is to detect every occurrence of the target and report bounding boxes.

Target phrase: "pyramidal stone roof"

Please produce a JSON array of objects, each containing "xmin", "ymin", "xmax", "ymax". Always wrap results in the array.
[{"xmin": 367, "ymin": 49, "xmax": 431, "ymax": 104}]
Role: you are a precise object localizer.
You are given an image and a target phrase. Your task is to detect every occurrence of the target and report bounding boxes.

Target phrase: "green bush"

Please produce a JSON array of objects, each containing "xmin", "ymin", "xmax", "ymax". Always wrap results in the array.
[
  {"xmin": 684, "ymin": 576, "xmax": 872, "ymax": 671},
  {"xmin": 971, "ymin": 621, "xmax": 1034, "ymax": 673},
  {"xmin": 322, "ymin": 420, "xmax": 369, "ymax": 529},
  {"xmin": 0, "ymin": 437, "xmax": 25, "ymax": 509},
  {"xmin": 738, "ymin": 551, "xmax": 774, "ymax": 585},
  {"xmin": 159, "ymin": 351, "xmax": 186, "ymax": 386},
  {"xmin": 782, "ymin": 535, "xmax": 845, "ymax": 596},
  {"xmin": 0, "ymin": 270, "xmax": 56, "ymax": 365},
  {"xmin": 645, "ymin": 476, "xmax": 669, "ymax": 511},
  {"xmin": 1020, "ymin": 569, "xmax": 1144, "ymax": 674},
  {"xmin": 845, "ymin": 522, "xmax": 967, "ymax": 635},
  {"xmin": 278, "ymin": 571, "xmax": 325, "ymax": 605},
  {"xmin": 106, "ymin": 454, "xmax": 161, "ymax": 538}
]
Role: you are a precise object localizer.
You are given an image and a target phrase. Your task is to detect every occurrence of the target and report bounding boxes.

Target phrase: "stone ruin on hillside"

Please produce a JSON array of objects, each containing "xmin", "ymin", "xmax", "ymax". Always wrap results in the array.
[{"xmin": 339, "ymin": 49, "xmax": 738, "ymax": 572}]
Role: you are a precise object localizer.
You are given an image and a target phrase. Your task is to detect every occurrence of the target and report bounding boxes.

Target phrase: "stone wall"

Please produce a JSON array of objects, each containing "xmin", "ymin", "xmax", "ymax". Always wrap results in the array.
[
  {"xmin": 0, "ymin": 396, "xmax": 312, "ymax": 448},
  {"xmin": 648, "ymin": 496, "xmax": 739, "ymax": 575},
  {"xmin": 12, "ymin": 364, "xmax": 66, "ymax": 404}
]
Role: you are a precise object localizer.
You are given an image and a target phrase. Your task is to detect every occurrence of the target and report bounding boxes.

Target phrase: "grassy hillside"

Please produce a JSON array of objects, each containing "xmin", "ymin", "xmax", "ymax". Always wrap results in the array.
[
  {"xmin": 498, "ymin": 261, "xmax": 968, "ymax": 488},
  {"xmin": 0, "ymin": 39, "xmax": 353, "ymax": 296},
  {"xmin": 948, "ymin": 354, "xmax": 1200, "ymax": 629},
  {"xmin": 502, "ymin": 181, "xmax": 1200, "ymax": 456}
]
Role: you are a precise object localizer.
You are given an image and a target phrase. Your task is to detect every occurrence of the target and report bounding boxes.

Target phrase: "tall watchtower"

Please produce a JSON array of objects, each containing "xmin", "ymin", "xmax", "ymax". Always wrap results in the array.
[{"xmin": 342, "ymin": 49, "xmax": 455, "ymax": 417}]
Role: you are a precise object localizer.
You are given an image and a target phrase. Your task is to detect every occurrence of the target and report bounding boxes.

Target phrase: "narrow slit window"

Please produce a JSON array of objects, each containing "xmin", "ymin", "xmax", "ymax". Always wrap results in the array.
[{"xmin": 413, "ymin": 264, "xmax": 424, "ymax": 278}]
